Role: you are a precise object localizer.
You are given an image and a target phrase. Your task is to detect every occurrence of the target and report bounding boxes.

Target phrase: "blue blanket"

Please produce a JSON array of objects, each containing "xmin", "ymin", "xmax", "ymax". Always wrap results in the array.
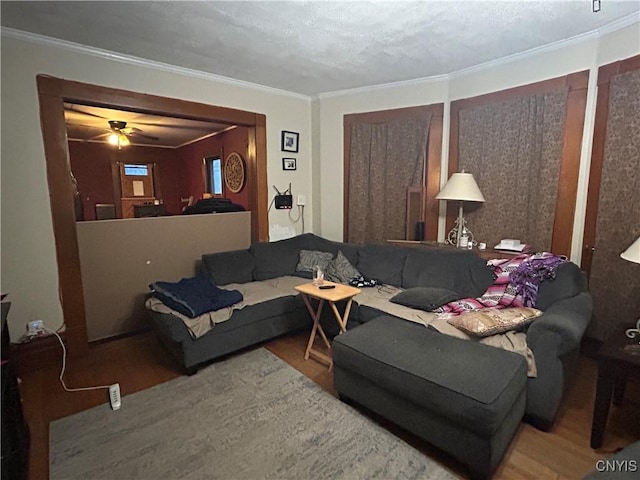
[{"xmin": 150, "ymin": 276, "xmax": 243, "ymax": 318}]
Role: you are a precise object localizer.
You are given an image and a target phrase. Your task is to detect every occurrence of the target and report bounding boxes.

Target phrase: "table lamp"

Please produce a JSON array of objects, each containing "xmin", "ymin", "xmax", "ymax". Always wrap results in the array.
[
  {"xmin": 435, "ymin": 171, "xmax": 485, "ymax": 248},
  {"xmin": 621, "ymin": 236, "xmax": 640, "ymax": 343}
]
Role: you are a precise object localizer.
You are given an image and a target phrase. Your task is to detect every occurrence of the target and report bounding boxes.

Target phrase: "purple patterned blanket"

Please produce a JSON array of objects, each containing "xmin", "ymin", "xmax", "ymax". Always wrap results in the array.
[{"xmin": 435, "ymin": 252, "xmax": 566, "ymax": 315}]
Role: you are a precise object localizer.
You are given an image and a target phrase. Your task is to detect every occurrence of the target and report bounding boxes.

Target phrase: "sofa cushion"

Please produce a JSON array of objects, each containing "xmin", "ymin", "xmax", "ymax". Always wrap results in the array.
[
  {"xmin": 333, "ymin": 315, "xmax": 527, "ymax": 437},
  {"xmin": 298, "ymin": 234, "xmax": 360, "ymax": 267},
  {"xmin": 302, "ymin": 233, "xmax": 341, "ymax": 254},
  {"xmin": 357, "ymin": 244, "xmax": 408, "ymax": 287},
  {"xmin": 402, "ymin": 249, "xmax": 494, "ymax": 297},
  {"xmin": 447, "ymin": 306, "xmax": 542, "ymax": 337},
  {"xmin": 214, "ymin": 296, "xmax": 298, "ymax": 334},
  {"xmin": 325, "ymin": 250, "xmax": 361, "ymax": 283},
  {"xmin": 201, "ymin": 249, "xmax": 254, "ymax": 285},
  {"xmin": 535, "ymin": 262, "xmax": 586, "ymax": 310},
  {"xmin": 333, "ymin": 242, "xmax": 360, "ymax": 267},
  {"xmin": 296, "ymin": 250, "xmax": 333, "ymax": 274},
  {"xmin": 250, "ymin": 235, "xmax": 311, "ymax": 280},
  {"xmin": 390, "ymin": 287, "xmax": 462, "ymax": 311}
]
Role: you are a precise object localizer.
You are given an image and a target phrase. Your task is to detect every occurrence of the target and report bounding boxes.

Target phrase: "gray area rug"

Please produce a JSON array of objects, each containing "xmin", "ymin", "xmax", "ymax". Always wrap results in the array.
[{"xmin": 50, "ymin": 348, "xmax": 457, "ymax": 480}]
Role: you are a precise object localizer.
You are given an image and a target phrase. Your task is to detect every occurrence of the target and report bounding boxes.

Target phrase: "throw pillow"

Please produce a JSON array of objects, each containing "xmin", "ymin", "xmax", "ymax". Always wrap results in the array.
[
  {"xmin": 325, "ymin": 250, "xmax": 361, "ymax": 283},
  {"xmin": 447, "ymin": 307, "xmax": 542, "ymax": 337},
  {"xmin": 295, "ymin": 250, "xmax": 333, "ymax": 274},
  {"xmin": 390, "ymin": 287, "xmax": 462, "ymax": 311}
]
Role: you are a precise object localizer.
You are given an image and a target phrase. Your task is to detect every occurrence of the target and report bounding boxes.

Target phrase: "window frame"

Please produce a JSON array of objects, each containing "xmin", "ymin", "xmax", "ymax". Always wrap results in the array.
[{"xmin": 204, "ymin": 155, "xmax": 224, "ymax": 197}]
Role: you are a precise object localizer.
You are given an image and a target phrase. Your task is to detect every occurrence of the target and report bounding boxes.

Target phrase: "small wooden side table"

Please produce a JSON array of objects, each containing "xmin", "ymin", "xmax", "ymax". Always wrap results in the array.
[
  {"xmin": 295, "ymin": 281, "xmax": 361, "ymax": 370},
  {"xmin": 590, "ymin": 327, "xmax": 640, "ymax": 449}
]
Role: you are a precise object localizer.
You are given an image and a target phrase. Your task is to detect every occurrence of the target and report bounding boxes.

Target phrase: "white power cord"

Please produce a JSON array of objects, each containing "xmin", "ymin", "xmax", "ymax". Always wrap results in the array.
[{"xmin": 42, "ymin": 325, "xmax": 112, "ymax": 393}]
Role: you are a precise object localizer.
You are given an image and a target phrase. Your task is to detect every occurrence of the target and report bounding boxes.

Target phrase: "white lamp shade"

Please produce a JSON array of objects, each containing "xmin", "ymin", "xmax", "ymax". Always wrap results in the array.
[
  {"xmin": 621, "ymin": 236, "xmax": 640, "ymax": 264},
  {"xmin": 435, "ymin": 172, "xmax": 485, "ymax": 202}
]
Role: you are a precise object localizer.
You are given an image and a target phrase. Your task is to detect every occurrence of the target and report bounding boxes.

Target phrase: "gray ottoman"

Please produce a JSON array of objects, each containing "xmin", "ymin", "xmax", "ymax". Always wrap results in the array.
[{"xmin": 333, "ymin": 315, "xmax": 527, "ymax": 479}]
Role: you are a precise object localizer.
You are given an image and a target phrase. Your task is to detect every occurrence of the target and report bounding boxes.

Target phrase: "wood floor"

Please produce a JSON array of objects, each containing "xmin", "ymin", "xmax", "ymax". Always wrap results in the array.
[{"xmin": 16, "ymin": 330, "xmax": 639, "ymax": 480}]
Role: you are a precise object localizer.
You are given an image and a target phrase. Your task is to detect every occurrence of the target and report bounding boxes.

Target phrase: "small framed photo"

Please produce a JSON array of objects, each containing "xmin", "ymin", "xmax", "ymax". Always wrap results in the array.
[
  {"xmin": 281, "ymin": 131, "xmax": 299, "ymax": 152},
  {"xmin": 282, "ymin": 158, "xmax": 297, "ymax": 171}
]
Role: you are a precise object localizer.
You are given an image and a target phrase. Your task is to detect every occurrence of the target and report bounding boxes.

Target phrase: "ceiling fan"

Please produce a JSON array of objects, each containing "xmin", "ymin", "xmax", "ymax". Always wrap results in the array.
[
  {"xmin": 99, "ymin": 120, "xmax": 160, "ymax": 148},
  {"xmin": 64, "ymin": 103, "xmax": 232, "ymax": 148}
]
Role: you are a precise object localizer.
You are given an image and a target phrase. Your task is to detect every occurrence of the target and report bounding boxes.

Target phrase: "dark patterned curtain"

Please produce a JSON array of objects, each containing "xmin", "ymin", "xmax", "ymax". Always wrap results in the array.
[
  {"xmin": 458, "ymin": 89, "xmax": 568, "ymax": 251},
  {"xmin": 588, "ymin": 69, "xmax": 640, "ymax": 340},
  {"xmin": 347, "ymin": 115, "xmax": 431, "ymax": 244}
]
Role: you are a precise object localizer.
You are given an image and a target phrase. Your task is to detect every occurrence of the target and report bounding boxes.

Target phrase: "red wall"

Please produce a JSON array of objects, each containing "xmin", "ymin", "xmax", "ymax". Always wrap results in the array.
[
  {"xmin": 69, "ymin": 126, "xmax": 250, "ymax": 220},
  {"xmin": 69, "ymin": 142, "xmax": 187, "ymax": 220},
  {"xmin": 177, "ymin": 126, "xmax": 250, "ymax": 209}
]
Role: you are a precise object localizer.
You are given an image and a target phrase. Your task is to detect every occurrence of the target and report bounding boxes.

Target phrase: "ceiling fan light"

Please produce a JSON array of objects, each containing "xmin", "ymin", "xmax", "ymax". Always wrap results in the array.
[
  {"xmin": 108, "ymin": 133, "xmax": 119, "ymax": 145},
  {"xmin": 119, "ymin": 134, "xmax": 130, "ymax": 147}
]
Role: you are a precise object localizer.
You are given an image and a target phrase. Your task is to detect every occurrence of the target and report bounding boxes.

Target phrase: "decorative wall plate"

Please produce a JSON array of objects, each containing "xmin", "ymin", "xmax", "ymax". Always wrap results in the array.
[{"xmin": 224, "ymin": 152, "xmax": 245, "ymax": 193}]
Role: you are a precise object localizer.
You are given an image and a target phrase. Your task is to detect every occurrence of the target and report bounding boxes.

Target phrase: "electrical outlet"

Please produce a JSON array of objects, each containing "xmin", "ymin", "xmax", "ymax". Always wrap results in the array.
[
  {"xmin": 27, "ymin": 320, "xmax": 45, "ymax": 336},
  {"xmin": 297, "ymin": 194, "xmax": 306, "ymax": 206}
]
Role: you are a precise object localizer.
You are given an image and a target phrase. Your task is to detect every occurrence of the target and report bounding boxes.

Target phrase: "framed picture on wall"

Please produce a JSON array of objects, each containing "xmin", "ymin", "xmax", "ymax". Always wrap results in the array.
[
  {"xmin": 281, "ymin": 131, "xmax": 299, "ymax": 152},
  {"xmin": 282, "ymin": 158, "xmax": 297, "ymax": 171}
]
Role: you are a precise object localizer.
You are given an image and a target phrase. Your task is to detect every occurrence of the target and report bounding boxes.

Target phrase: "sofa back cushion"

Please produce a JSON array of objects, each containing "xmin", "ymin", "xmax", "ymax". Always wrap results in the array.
[
  {"xmin": 356, "ymin": 244, "xmax": 408, "ymax": 287},
  {"xmin": 250, "ymin": 235, "xmax": 309, "ymax": 280},
  {"xmin": 402, "ymin": 249, "xmax": 494, "ymax": 298},
  {"xmin": 302, "ymin": 234, "xmax": 340, "ymax": 254},
  {"xmin": 298, "ymin": 235, "xmax": 360, "ymax": 266},
  {"xmin": 250, "ymin": 233, "xmax": 359, "ymax": 281},
  {"xmin": 201, "ymin": 249, "xmax": 255, "ymax": 285},
  {"xmin": 536, "ymin": 262, "xmax": 587, "ymax": 310}
]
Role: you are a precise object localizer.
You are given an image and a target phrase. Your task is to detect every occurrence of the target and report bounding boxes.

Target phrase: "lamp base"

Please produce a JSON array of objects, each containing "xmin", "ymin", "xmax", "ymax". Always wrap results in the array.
[
  {"xmin": 626, "ymin": 318, "xmax": 640, "ymax": 345},
  {"xmin": 446, "ymin": 216, "xmax": 475, "ymax": 248}
]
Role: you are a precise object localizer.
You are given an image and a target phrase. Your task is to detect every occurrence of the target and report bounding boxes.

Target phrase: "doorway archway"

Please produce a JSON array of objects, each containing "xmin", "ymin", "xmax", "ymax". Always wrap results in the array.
[{"xmin": 36, "ymin": 75, "xmax": 269, "ymax": 356}]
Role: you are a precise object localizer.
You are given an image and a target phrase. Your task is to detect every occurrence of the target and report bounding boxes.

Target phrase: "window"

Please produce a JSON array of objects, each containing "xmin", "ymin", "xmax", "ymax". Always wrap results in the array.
[
  {"xmin": 206, "ymin": 156, "xmax": 223, "ymax": 196},
  {"xmin": 123, "ymin": 164, "xmax": 149, "ymax": 176}
]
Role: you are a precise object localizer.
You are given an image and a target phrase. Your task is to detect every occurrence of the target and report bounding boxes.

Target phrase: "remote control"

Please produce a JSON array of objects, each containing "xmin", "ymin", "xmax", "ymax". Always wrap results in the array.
[
  {"xmin": 319, "ymin": 285, "xmax": 336, "ymax": 289},
  {"xmin": 109, "ymin": 383, "xmax": 122, "ymax": 410}
]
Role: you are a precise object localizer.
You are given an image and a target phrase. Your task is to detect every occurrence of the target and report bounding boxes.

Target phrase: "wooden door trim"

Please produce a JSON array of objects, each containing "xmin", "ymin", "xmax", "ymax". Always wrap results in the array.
[
  {"xmin": 425, "ymin": 113, "xmax": 443, "ymax": 241},
  {"xmin": 110, "ymin": 161, "xmax": 123, "ymax": 218},
  {"xmin": 343, "ymin": 103, "xmax": 444, "ymax": 242},
  {"xmin": 36, "ymin": 75, "xmax": 268, "ymax": 356},
  {"xmin": 447, "ymin": 70, "xmax": 589, "ymax": 257},
  {"xmin": 581, "ymin": 55, "xmax": 640, "ymax": 274},
  {"xmin": 119, "ymin": 162, "xmax": 157, "ymax": 200}
]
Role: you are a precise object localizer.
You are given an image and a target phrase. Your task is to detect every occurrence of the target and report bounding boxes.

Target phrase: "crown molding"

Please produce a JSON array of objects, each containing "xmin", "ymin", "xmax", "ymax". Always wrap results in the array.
[
  {"xmin": 449, "ymin": 12, "xmax": 639, "ymax": 81},
  {"xmin": 316, "ymin": 12, "xmax": 639, "ymax": 98},
  {"xmin": 316, "ymin": 73, "xmax": 449, "ymax": 100},
  {"xmin": 3, "ymin": 12, "xmax": 638, "ymax": 101},
  {"xmin": 596, "ymin": 11, "xmax": 640, "ymax": 36},
  {"xmin": 0, "ymin": 27, "xmax": 312, "ymax": 102}
]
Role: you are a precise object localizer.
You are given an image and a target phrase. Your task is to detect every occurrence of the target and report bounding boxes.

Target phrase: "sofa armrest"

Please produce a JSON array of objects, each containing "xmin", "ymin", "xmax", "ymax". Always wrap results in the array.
[
  {"xmin": 149, "ymin": 310, "xmax": 193, "ymax": 344},
  {"xmin": 527, "ymin": 291, "xmax": 593, "ymax": 357}
]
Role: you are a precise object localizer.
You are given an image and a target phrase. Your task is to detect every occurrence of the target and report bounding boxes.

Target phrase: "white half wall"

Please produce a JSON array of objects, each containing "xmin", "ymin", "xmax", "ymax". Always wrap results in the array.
[{"xmin": 0, "ymin": 34, "xmax": 311, "ymax": 341}]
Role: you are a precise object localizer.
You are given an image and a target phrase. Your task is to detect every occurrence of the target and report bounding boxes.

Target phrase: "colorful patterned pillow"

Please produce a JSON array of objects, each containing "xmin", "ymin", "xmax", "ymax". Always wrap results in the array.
[{"xmin": 447, "ymin": 307, "xmax": 542, "ymax": 337}]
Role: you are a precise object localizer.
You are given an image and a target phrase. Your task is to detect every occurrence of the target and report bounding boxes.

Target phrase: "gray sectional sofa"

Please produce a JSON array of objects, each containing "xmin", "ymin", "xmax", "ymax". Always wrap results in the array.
[{"xmin": 148, "ymin": 232, "xmax": 592, "ymax": 478}]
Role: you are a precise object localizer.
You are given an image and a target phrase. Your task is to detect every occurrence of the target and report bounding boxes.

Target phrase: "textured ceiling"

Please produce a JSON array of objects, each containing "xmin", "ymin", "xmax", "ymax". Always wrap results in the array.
[{"xmin": 2, "ymin": 1, "xmax": 639, "ymax": 97}]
